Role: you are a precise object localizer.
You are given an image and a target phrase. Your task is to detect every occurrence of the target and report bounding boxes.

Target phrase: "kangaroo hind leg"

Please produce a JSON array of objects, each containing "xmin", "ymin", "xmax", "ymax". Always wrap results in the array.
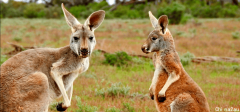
[{"xmin": 19, "ymin": 72, "xmax": 50, "ymax": 112}]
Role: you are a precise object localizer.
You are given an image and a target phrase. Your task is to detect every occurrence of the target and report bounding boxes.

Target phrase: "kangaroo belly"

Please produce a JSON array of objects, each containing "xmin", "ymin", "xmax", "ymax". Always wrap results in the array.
[{"xmin": 154, "ymin": 70, "xmax": 209, "ymax": 112}]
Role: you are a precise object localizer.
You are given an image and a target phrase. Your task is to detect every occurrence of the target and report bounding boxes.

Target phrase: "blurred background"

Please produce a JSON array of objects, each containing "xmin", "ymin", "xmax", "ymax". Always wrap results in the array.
[
  {"xmin": 1, "ymin": 0, "xmax": 240, "ymax": 112},
  {"xmin": 1, "ymin": 0, "xmax": 240, "ymax": 21}
]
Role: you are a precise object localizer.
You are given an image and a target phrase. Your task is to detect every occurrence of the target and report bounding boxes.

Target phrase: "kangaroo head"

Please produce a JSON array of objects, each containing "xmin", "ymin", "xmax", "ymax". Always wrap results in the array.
[
  {"xmin": 141, "ymin": 11, "xmax": 173, "ymax": 54},
  {"xmin": 62, "ymin": 3, "xmax": 105, "ymax": 58}
]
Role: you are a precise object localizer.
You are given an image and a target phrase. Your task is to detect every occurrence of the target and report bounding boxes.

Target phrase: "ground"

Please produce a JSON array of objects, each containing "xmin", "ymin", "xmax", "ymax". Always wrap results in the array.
[{"xmin": 1, "ymin": 18, "xmax": 240, "ymax": 112}]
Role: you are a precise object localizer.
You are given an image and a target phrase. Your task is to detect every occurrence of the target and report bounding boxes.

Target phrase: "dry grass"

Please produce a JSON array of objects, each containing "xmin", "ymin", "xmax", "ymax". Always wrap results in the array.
[{"xmin": 1, "ymin": 18, "xmax": 240, "ymax": 112}]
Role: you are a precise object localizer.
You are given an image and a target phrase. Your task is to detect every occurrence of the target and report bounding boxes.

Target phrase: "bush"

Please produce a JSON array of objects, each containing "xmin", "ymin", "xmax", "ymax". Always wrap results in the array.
[
  {"xmin": 112, "ymin": 5, "xmax": 142, "ymax": 19},
  {"xmin": 69, "ymin": 5, "xmax": 88, "ymax": 18},
  {"xmin": 103, "ymin": 52, "xmax": 132, "ymax": 67},
  {"xmin": 232, "ymin": 31, "xmax": 240, "ymax": 39},
  {"xmin": 45, "ymin": 5, "xmax": 62, "ymax": 18},
  {"xmin": 88, "ymin": 1, "xmax": 109, "ymax": 11},
  {"xmin": 105, "ymin": 107, "xmax": 121, "ymax": 112},
  {"xmin": 1, "ymin": 55, "xmax": 9, "ymax": 65},
  {"xmin": 95, "ymin": 82, "xmax": 130, "ymax": 98},
  {"xmin": 23, "ymin": 3, "xmax": 46, "ymax": 18},
  {"xmin": 188, "ymin": 2, "xmax": 239, "ymax": 18},
  {"xmin": 232, "ymin": 65, "xmax": 240, "ymax": 71},
  {"xmin": 122, "ymin": 103, "xmax": 135, "ymax": 112},
  {"xmin": 76, "ymin": 96, "xmax": 98, "ymax": 112},
  {"xmin": 157, "ymin": 2, "xmax": 186, "ymax": 24},
  {"xmin": 180, "ymin": 52, "xmax": 195, "ymax": 66},
  {"xmin": 180, "ymin": 13, "xmax": 193, "ymax": 24}
]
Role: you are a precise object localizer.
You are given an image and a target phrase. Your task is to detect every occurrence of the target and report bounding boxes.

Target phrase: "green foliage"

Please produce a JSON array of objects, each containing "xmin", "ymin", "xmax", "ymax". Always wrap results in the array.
[
  {"xmin": 1, "ymin": 2, "xmax": 24, "ymax": 18},
  {"xmin": 157, "ymin": 2, "xmax": 186, "ymax": 24},
  {"xmin": 45, "ymin": 5, "xmax": 62, "ymax": 18},
  {"xmin": 23, "ymin": 3, "xmax": 46, "ymax": 18},
  {"xmin": 12, "ymin": 37, "xmax": 22, "ymax": 42},
  {"xmin": 103, "ymin": 52, "xmax": 132, "ymax": 67},
  {"xmin": 49, "ymin": 102, "xmax": 58, "ymax": 111},
  {"xmin": 69, "ymin": 5, "xmax": 88, "ymax": 18},
  {"xmin": 232, "ymin": 65, "xmax": 240, "ymax": 71},
  {"xmin": 76, "ymin": 96, "xmax": 98, "ymax": 112},
  {"xmin": 188, "ymin": 2, "xmax": 239, "ymax": 18},
  {"xmin": 105, "ymin": 107, "xmax": 121, "ymax": 112},
  {"xmin": 122, "ymin": 103, "xmax": 135, "ymax": 112},
  {"xmin": 88, "ymin": 1, "xmax": 109, "ymax": 11},
  {"xmin": 2, "ymin": 1, "xmax": 240, "ymax": 22},
  {"xmin": 68, "ymin": 1, "xmax": 109, "ymax": 19},
  {"xmin": 95, "ymin": 82, "xmax": 130, "ymax": 98},
  {"xmin": 1, "ymin": 55, "xmax": 9, "ymax": 65},
  {"xmin": 180, "ymin": 13, "xmax": 193, "ymax": 24},
  {"xmin": 232, "ymin": 31, "xmax": 240, "ymax": 39},
  {"xmin": 180, "ymin": 52, "xmax": 195, "ymax": 66}
]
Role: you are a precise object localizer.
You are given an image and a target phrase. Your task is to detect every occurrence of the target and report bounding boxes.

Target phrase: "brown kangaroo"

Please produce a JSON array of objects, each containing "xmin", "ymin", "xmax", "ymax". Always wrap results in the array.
[
  {"xmin": 141, "ymin": 11, "xmax": 210, "ymax": 112},
  {"xmin": 0, "ymin": 4, "xmax": 105, "ymax": 112}
]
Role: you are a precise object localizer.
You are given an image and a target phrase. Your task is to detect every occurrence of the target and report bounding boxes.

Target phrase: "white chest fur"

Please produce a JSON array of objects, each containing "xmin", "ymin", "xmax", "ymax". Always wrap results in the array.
[{"xmin": 63, "ymin": 57, "xmax": 89, "ymax": 90}]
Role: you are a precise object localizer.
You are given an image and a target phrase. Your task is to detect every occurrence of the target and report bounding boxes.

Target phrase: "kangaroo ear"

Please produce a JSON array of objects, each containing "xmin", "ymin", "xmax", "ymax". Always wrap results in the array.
[
  {"xmin": 149, "ymin": 11, "xmax": 159, "ymax": 29},
  {"xmin": 158, "ymin": 15, "xmax": 168, "ymax": 34},
  {"xmin": 61, "ymin": 3, "xmax": 80, "ymax": 32},
  {"xmin": 84, "ymin": 10, "xmax": 105, "ymax": 31}
]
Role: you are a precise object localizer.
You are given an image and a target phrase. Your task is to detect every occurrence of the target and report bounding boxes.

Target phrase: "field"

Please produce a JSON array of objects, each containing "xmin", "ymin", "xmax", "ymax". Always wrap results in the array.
[{"xmin": 1, "ymin": 18, "xmax": 240, "ymax": 112}]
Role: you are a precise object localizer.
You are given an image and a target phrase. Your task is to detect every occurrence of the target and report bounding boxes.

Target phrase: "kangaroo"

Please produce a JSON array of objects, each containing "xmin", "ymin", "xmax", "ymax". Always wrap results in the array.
[
  {"xmin": 0, "ymin": 4, "xmax": 105, "ymax": 112},
  {"xmin": 141, "ymin": 11, "xmax": 210, "ymax": 112}
]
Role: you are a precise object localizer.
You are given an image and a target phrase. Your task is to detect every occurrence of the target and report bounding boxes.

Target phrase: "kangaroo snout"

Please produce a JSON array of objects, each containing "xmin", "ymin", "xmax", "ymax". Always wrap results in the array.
[
  {"xmin": 141, "ymin": 45, "xmax": 149, "ymax": 54},
  {"xmin": 80, "ymin": 48, "xmax": 89, "ymax": 58}
]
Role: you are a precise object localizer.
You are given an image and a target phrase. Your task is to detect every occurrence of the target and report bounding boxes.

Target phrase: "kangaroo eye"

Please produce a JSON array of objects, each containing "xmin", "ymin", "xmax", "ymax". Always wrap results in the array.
[
  {"xmin": 89, "ymin": 36, "xmax": 94, "ymax": 40},
  {"xmin": 73, "ymin": 37, "xmax": 79, "ymax": 41},
  {"xmin": 152, "ymin": 37, "xmax": 157, "ymax": 40}
]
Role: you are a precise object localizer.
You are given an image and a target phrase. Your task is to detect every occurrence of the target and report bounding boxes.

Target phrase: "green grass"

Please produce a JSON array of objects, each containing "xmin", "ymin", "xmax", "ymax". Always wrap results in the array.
[{"xmin": 1, "ymin": 18, "xmax": 240, "ymax": 112}]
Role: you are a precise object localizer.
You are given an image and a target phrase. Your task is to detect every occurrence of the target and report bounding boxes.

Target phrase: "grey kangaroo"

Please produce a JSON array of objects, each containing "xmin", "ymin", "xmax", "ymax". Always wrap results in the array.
[{"xmin": 0, "ymin": 3, "xmax": 105, "ymax": 112}]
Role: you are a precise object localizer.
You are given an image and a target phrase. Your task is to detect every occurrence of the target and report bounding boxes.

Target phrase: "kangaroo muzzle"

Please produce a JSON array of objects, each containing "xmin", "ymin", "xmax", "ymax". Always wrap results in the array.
[
  {"xmin": 141, "ymin": 45, "xmax": 150, "ymax": 54},
  {"xmin": 80, "ymin": 48, "xmax": 89, "ymax": 58}
]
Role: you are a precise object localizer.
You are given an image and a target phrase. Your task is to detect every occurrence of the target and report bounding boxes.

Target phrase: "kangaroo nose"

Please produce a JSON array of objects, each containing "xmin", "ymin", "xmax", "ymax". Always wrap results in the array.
[
  {"xmin": 141, "ymin": 46, "xmax": 149, "ymax": 52},
  {"xmin": 81, "ymin": 48, "xmax": 88, "ymax": 53},
  {"xmin": 141, "ymin": 46, "xmax": 145, "ymax": 52}
]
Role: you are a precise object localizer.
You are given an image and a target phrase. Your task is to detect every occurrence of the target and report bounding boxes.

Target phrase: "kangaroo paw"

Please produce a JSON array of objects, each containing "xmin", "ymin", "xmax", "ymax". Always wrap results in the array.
[
  {"xmin": 149, "ymin": 89, "xmax": 154, "ymax": 100},
  {"xmin": 158, "ymin": 92, "xmax": 166, "ymax": 102},
  {"xmin": 56, "ymin": 102, "xmax": 68, "ymax": 112}
]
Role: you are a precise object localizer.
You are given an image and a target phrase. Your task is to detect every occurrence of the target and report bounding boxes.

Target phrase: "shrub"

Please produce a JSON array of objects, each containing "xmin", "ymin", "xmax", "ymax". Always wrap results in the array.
[
  {"xmin": 1, "ymin": 55, "xmax": 9, "ymax": 65},
  {"xmin": 69, "ymin": 5, "xmax": 88, "ymax": 18},
  {"xmin": 88, "ymin": 1, "xmax": 109, "ymax": 11},
  {"xmin": 232, "ymin": 31, "xmax": 240, "ymax": 39},
  {"xmin": 49, "ymin": 102, "xmax": 58, "ymax": 111},
  {"xmin": 112, "ymin": 5, "xmax": 131, "ymax": 19},
  {"xmin": 112, "ymin": 5, "xmax": 142, "ymax": 19},
  {"xmin": 1, "ymin": 1, "xmax": 26, "ymax": 18},
  {"xmin": 180, "ymin": 52, "xmax": 195, "ymax": 66},
  {"xmin": 232, "ymin": 65, "xmax": 240, "ymax": 71},
  {"xmin": 12, "ymin": 37, "xmax": 22, "ymax": 42},
  {"xmin": 103, "ymin": 52, "xmax": 132, "ymax": 67},
  {"xmin": 23, "ymin": 3, "xmax": 46, "ymax": 18},
  {"xmin": 95, "ymin": 82, "xmax": 130, "ymax": 98},
  {"xmin": 180, "ymin": 13, "xmax": 193, "ymax": 24},
  {"xmin": 76, "ymin": 96, "xmax": 98, "ymax": 112},
  {"xmin": 105, "ymin": 107, "xmax": 121, "ymax": 112},
  {"xmin": 157, "ymin": 2, "xmax": 186, "ymax": 24},
  {"xmin": 45, "ymin": 5, "xmax": 62, "ymax": 18},
  {"xmin": 122, "ymin": 103, "xmax": 135, "ymax": 112}
]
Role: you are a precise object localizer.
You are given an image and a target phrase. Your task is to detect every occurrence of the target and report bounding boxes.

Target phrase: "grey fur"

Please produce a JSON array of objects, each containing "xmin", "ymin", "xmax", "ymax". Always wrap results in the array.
[{"xmin": 0, "ymin": 4, "xmax": 105, "ymax": 112}]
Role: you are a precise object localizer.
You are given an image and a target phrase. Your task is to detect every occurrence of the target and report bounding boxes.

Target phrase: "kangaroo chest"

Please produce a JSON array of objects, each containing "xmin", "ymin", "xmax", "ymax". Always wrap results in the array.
[{"xmin": 62, "ymin": 58, "xmax": 89, "ymax": 91}]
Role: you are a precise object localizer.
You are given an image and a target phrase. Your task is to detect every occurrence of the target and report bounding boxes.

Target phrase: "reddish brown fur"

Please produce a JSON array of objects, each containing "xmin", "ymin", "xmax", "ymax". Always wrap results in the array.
[
  {"xmin": 152, "ymin": 30, "xmax": 210, "ymax": 112},
  {"xmin": 142, "ymin": 13, "xmax": 210, "ymax": 112}
]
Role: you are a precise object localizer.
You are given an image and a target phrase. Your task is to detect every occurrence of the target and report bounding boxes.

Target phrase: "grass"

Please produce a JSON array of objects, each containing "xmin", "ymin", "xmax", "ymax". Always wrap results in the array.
[{"xmin": 1, "ymin": 18, "xmax": 240, "ymax": 111}]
